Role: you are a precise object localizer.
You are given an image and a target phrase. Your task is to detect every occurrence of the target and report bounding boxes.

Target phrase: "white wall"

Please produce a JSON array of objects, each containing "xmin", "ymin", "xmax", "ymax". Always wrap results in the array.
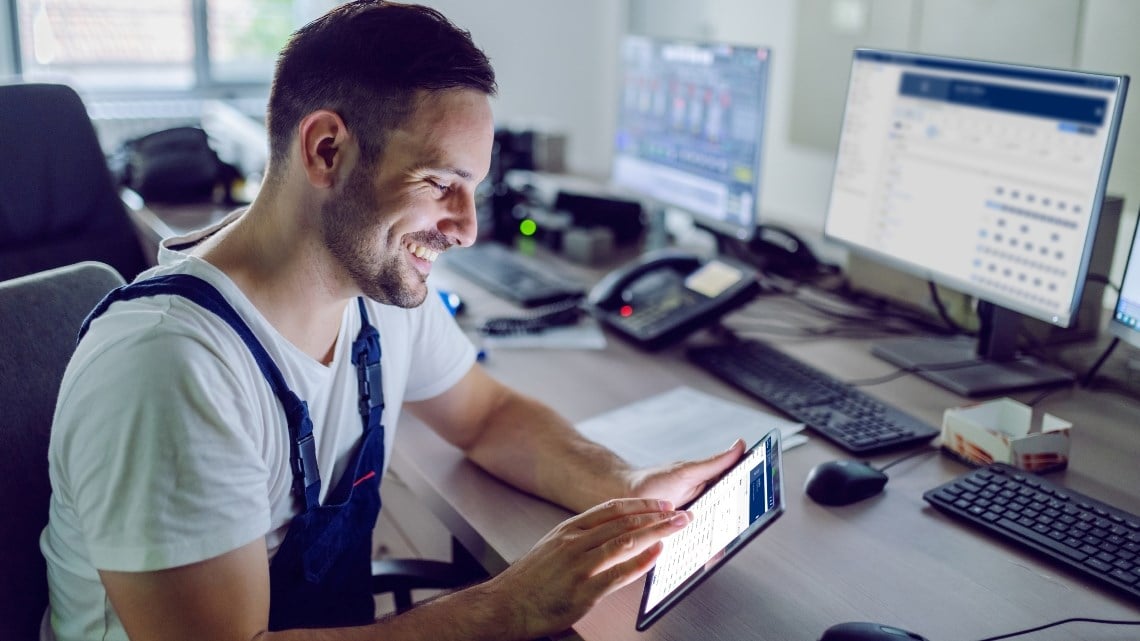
[
  {"xmin": 0, "ymin": 4, "xmax": 16, "ymax": 79},
  {"xmin": 420, "ymin": 0, "xmax": 626, "ymax": 178}
]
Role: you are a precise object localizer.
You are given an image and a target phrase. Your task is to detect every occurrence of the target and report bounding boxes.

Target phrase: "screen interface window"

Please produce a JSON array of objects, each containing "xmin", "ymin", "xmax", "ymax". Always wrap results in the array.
[
  {"xmin": 644, "ymin": 440, "xmax": 776, "ymax": 611},
  {"xmin": 825, "ymin": 50, "xmax": 1123, "ymax": 326},
  {"xmin": 612, "ymin": 36, "xmax": 770, "ymax": 237},
  {"xmin": 1113, "ymin": 226, "xmax": 1140, "ymax": 334}
]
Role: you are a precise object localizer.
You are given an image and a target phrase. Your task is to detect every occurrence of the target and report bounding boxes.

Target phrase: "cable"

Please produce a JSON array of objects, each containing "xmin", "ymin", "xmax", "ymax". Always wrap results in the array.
[
  {"xmin": 478, "ymin": 298, "xmax": 583, "ymax": 336},
  {"xmin": 975, "ymin": 617, "xmax": 1140, "ymax": 641},
  {"xmin": 1086, "ymin": 272, "xmax": 1121, "ymax": 294},
  {"xmin": 928, "ymin": 280, "xmax": 976, "ymax": 336},
  {"xmin": 825, "ymin": 285, "xmax": 965, "ymax": 337},
  {"xmin": 1023, "ymin": 384, "xmax": 1071, "ymax": 407},
  {"xmin": 845, "ymin": 358, "xmax": 982, "ymax": 387},
  {"xmin": 873, "ymin": 445, "xmax": 939, "ymax": 474},
  {"xmin": 1080, "ymin": 336, "xmax": 1120, "ymax": 387}
]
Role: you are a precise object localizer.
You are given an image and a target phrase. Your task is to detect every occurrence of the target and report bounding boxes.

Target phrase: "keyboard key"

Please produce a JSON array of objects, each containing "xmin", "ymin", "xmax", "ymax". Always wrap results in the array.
[
  {"xmin": 442, "ymin": 243, "xmax": 585, "ymax": 307},
  {"xmin": 688, "ymin": 339, "xmax": 938, "ymax": 455},
  {"xmin": 926, "ymin": 463, "xmax": 1140, "ymax": 604}
]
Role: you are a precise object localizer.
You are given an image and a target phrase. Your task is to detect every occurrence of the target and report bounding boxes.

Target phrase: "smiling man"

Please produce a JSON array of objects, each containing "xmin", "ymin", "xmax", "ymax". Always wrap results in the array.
[{"xmin": 40, "ymin": 3, "xmax": 743, "ymax": 641}]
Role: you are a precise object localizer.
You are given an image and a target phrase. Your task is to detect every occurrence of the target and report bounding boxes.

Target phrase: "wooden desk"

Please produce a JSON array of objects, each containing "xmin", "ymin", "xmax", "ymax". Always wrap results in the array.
[
  {"xmin": 121, "ymin": 190, "xmax": 235, "ymax": 262},
  {"xmin": 120, "ymin": 200, "xmax": 1140, "ymax": 639},
  {"xmin": 394, "ymin": 267, "xmax": 1140, "ymax": 641}
]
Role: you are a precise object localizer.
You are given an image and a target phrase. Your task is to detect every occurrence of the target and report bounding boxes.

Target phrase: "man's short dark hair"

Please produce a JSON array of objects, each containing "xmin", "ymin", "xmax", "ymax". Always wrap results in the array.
[{"xmin": 266, "ymin": 1, "xmax": 497, "ymax": 172}]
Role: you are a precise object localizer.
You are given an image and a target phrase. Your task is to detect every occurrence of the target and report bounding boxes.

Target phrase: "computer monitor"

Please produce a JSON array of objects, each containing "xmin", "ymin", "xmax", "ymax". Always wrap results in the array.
[
  {"xmin": 612, "ymin": 35, "xmax": 771, "ymax": 242},
  {"xmin": 824, "ymin": 49, "xmax": 1128, "ymax": 397},
  {"xmin": 1109, "ymin": 207, "xmax": 1140, "ymax": 349}
]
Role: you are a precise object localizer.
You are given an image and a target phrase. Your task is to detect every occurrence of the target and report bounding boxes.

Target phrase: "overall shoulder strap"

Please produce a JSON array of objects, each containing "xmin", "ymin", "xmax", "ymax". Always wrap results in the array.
[
  {"xmin": 350, "ymin": 297, "xmax": 384, "ymax": 432},
  {"xmin": 79, "ymin": 274, "xmax": 323, "ymax": 509}
]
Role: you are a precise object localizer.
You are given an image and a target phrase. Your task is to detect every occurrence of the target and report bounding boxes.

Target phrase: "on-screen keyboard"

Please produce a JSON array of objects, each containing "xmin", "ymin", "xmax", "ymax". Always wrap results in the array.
[
  {"xmin": 441, "ymin": 243, "xmax": 585, "ymax": 308},
  {"xmin": 687, "ymin": 338, "xmax": 938, "ymax": 455},
  {"xmin": 925, "ymin": 463, "xmax": 1140, "ymax": 603}
]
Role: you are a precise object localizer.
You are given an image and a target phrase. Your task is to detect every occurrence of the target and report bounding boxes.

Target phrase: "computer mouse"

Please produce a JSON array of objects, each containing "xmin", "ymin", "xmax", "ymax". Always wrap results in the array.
[
  {"xmin": 818, "ymin": 621, "xmax": 929, "ymax": 641},
  {"xmin": 804, "ymin": 460, "xmax": 888, "ymax": 506}
]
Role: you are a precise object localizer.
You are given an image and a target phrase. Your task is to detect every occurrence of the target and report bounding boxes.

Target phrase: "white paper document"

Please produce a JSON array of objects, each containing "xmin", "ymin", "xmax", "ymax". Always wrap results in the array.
[{"xmin": 576, "ymin": 386, "xmax": 807, "ymax": 467}]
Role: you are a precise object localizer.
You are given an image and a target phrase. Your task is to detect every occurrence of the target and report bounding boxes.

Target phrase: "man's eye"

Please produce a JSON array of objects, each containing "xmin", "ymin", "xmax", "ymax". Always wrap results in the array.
[{"xmin": 427, "ymin": 179, "xmax": 450, "ymax": 194}]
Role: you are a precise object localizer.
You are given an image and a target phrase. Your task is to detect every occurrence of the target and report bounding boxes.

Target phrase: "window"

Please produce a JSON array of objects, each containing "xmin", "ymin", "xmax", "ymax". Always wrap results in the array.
[
  {"xmin": 13, "ymin": 0, "xmax": 299, "ymax": 93},
  {"xmin": 208, "ymin": 0, "xmax": 295, "ymax": 84}
]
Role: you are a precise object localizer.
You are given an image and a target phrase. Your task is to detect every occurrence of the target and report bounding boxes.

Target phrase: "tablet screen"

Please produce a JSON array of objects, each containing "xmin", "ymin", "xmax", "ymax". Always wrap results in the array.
[{"xmin": 636, "ymin": 429, "xmax": 785, "ymax": 631}]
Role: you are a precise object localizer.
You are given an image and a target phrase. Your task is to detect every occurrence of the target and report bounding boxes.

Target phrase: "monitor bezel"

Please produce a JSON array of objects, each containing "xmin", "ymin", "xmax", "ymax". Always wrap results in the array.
[
  {"xmin": 611, "ymin": 34, "xmax": 772, "ymax": 243},
  {"xmin": 822, "ymin": 47, "xmax": 1129, "ymax": 329},
  {"xmin": 1108, "ymin": 205, "xmax": 1140, "ymax": 348}
]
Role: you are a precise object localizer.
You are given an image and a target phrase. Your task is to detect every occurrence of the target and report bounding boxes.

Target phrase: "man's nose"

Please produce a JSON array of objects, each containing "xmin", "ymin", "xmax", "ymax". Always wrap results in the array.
[{"xmin": 441, "ymin": 190, "xmax": 478, "ymax": 247}]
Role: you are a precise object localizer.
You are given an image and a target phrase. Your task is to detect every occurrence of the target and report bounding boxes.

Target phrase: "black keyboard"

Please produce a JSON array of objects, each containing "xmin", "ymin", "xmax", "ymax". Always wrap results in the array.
[
  {"xmin": 687, "ymin": 339, "xmax": 938, "ymax": 454},
  {"xmin": 925, "ymin": 463, "xmax": 1140, "ymax": 603},
  {"xmin": 441, "ymin": 243, "xmax": 585, "ymax": 307}
]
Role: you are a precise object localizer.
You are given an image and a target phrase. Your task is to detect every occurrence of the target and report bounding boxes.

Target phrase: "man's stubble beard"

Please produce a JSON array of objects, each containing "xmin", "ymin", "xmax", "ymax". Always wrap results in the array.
[{"xmin": 320, "ymin": 164, "xmax": 428, "ymax": 309}]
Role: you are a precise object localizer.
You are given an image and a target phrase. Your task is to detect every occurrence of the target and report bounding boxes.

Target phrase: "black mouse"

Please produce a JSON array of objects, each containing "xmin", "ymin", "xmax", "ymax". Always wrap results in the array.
[
  {"xmin": 819, "ymin": 621, "xmax": 929, "ymax": 641},
  {"xmin": 804, "ymin": 460, "xmax": 888, "ymax": 506}
]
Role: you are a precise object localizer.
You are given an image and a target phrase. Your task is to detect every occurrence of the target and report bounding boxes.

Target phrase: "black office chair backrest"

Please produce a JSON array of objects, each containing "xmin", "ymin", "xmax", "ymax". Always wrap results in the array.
[
  {"xmin": 0, "ymin": 83, "xmax": 150, "ymax": 282},
  {"xmin": 0, "ymin": 261, "xmax": 125, "ymax": 640}
]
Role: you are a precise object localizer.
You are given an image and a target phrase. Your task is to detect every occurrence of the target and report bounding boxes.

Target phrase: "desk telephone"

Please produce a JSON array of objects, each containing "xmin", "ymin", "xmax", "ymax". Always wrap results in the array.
[{"xmin": 586, "ymin": 249, "xmax": 762, "ymax": 350}]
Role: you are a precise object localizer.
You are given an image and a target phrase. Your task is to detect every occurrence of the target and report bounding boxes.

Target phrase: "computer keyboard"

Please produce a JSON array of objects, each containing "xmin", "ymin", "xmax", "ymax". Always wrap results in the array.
[
  {"xmin": 925, "ymin": 463, "xmax": 1140, "ymax": 603},
  {"xmin": 687, "ymin": 339, "xmax": 939, "ymax": 455},
  {"xmin": 440, "ymin": 243, "xmax": 586, "ymax": 307}
]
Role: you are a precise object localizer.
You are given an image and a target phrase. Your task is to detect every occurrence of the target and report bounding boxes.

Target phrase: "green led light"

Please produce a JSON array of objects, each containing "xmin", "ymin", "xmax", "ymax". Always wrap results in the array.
[{"xmin": 519, "ymin": 219, "xmax": 537, "ymax": 236}]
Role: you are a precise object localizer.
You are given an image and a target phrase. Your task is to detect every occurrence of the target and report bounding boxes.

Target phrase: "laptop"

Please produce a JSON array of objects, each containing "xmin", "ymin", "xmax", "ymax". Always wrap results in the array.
[{"xmin": 636, "ymin": 428, "xmax": 786, "ymax": 631}]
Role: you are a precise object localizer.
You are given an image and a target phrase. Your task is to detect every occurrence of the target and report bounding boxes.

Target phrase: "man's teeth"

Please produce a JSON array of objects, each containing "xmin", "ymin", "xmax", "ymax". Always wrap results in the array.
[{"xmin": 407, "ymin": 242, "xmax": 439, "ymax": 262}]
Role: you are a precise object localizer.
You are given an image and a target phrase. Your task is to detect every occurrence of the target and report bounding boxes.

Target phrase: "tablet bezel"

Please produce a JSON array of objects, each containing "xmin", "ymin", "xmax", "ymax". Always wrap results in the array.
[{"xmin": 635, "ymin": 429, "xmax": 785, "ymax": 631}]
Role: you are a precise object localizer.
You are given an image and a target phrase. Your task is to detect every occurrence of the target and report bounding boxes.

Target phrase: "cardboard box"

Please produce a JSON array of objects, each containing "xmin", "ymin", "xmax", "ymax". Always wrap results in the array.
[{"xmin": 941, "ymin": 398, "xmax": 1071, "ymax": 473}]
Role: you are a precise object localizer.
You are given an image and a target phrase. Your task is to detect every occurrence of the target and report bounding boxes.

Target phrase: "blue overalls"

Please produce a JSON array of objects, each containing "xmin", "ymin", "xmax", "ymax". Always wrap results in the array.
[{"xmin": 79, "ymin": 274, "xmax": 385, "ymax": 629}]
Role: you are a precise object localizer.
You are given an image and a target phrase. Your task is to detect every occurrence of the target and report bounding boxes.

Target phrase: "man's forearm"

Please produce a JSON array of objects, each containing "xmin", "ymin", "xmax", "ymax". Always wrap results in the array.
[
  {"xmin": 263, "ymin": 579, "xmax": 522, "ymax": 641},
  {"xmin": 464, "ymin": 391, "xmax": 635, "ymax": 513}
]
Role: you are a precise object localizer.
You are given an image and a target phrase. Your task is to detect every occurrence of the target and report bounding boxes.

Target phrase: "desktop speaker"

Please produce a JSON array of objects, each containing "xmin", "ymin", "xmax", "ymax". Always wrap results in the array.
[{"xmin": 553, "ymin": 191, "xmax": 645, "ymax": 246}]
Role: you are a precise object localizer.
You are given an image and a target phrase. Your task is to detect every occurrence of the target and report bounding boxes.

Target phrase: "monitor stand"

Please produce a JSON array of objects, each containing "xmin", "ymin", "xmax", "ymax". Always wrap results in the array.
[{"xmin": 870, "ymin": 302, "xmax": 1075, "ymax": 398}]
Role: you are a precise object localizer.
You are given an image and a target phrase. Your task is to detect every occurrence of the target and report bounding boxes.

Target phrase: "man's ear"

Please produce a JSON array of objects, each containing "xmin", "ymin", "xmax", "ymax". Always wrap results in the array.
[{"xmin": 297, "ymin": 110, "xmax": 355, "ymax": 189}]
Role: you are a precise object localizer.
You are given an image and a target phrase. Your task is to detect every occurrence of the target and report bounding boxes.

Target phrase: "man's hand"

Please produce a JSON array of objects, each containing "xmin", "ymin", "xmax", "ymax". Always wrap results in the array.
[
  {"xmin": 484, "ymin": 497, "xmax": 691, "ymax": 639},
  {"xmin": 626, "ymin": 438, "xmax": 746, "ymax": 508}
]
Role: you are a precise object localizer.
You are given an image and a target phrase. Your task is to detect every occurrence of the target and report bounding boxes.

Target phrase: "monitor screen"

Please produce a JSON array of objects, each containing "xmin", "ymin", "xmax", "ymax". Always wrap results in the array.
[
  {"xmin": 612, "ymin": 35, "xmax": 771, "ymax": 241},
  {"xmin": 1110, "ymin": 207, "xmax": 1140, "ymax": 348},
  {"xmin": 824, "ymin": 49, "xmax": 1128, "ymax": 396},
  {"xmin": 636, "ymin": 429, "xmax": 784, "ymax": 631}
]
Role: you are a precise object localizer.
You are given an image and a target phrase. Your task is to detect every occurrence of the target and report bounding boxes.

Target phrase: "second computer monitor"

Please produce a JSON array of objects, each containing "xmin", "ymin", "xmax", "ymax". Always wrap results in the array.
[
  {"xmin": 612, "ymin": 35, "xmax": 771, "ymax": 241},
  {"xmin": 824, "ymin": 49, "xmax": 1128, "ymax": 396},
  {"xmin": 1109, "ymin": 205, "xmax": 1140, "ymax": 349}
]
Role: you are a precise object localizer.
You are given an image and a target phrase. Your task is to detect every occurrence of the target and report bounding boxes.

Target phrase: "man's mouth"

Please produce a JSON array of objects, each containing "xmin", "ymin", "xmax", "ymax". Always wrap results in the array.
[{"xmin": 406, "ymin": 241, "xmax": 440, "ymax": 263}]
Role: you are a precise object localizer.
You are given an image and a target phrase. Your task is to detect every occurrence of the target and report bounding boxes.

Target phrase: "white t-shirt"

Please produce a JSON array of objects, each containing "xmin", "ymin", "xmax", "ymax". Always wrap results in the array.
[{"xmin": 40, "ymin": 215, "xmax": 477, "ymax": 641}]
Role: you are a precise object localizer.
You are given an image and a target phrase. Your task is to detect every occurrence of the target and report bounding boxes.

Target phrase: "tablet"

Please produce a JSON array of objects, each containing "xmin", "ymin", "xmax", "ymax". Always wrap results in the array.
[{"xmin": 636, "ymin": 429, "xmax": 785, "ymax": 631}]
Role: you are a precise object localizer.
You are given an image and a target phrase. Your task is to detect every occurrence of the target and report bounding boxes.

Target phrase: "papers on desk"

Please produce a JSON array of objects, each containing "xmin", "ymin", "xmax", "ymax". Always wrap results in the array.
[{"xmin": 576, "ymin": 386, "xmax": 807, "ymax": 467}]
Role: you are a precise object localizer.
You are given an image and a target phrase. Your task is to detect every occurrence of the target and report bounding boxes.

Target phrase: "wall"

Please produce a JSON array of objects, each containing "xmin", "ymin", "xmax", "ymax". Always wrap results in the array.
[
  {"xmin": 0, "ymin": 3, "xmax": 16, "ymax": 79},
  {"xmin": 421, "ymin": 0, "xmax": 626, "ymax": 179}
]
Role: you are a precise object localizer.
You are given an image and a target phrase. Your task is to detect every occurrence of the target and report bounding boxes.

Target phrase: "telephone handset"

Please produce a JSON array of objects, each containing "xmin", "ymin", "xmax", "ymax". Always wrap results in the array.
[{"xmin": 586, "ymin": 249, "xmax": 762, "ymax": 350}]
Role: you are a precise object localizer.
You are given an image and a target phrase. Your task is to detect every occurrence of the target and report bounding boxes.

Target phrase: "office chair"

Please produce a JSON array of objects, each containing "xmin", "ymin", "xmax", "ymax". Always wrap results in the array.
[
  {"xmin": 0, "ymin": 262, "xmax": 484, "ymax": 639},
  {"xmin": 0, "ymin": 83, "xmax": 151, "ymax": 283},
  {"xmin": 0, "ymin": 261, "xmax": 125, "ymax": 641}
]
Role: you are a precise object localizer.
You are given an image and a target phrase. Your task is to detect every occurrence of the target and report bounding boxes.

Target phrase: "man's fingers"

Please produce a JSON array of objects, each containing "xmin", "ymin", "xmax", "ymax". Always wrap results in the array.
[
  {"xmin": 668, "ymin": 438, "xmax": 745, "ymax": 504},
  {"xmin": 601, "ymin": 504, "xmax": 688, "ymax": 558},
  {"xmin": 570, "ymin": 497, "xmax": 675, "ymax": 531},
  {"xmin": 585, "ymin": 541, "xmax": 666, "ymax": 597},
  {"xmin": 555, "ymin": 509, "xmax": 690, "ymax": 588},
  {"xmin": 692, "ymin": 438, "xmax": 745, "ymax": 474}
]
